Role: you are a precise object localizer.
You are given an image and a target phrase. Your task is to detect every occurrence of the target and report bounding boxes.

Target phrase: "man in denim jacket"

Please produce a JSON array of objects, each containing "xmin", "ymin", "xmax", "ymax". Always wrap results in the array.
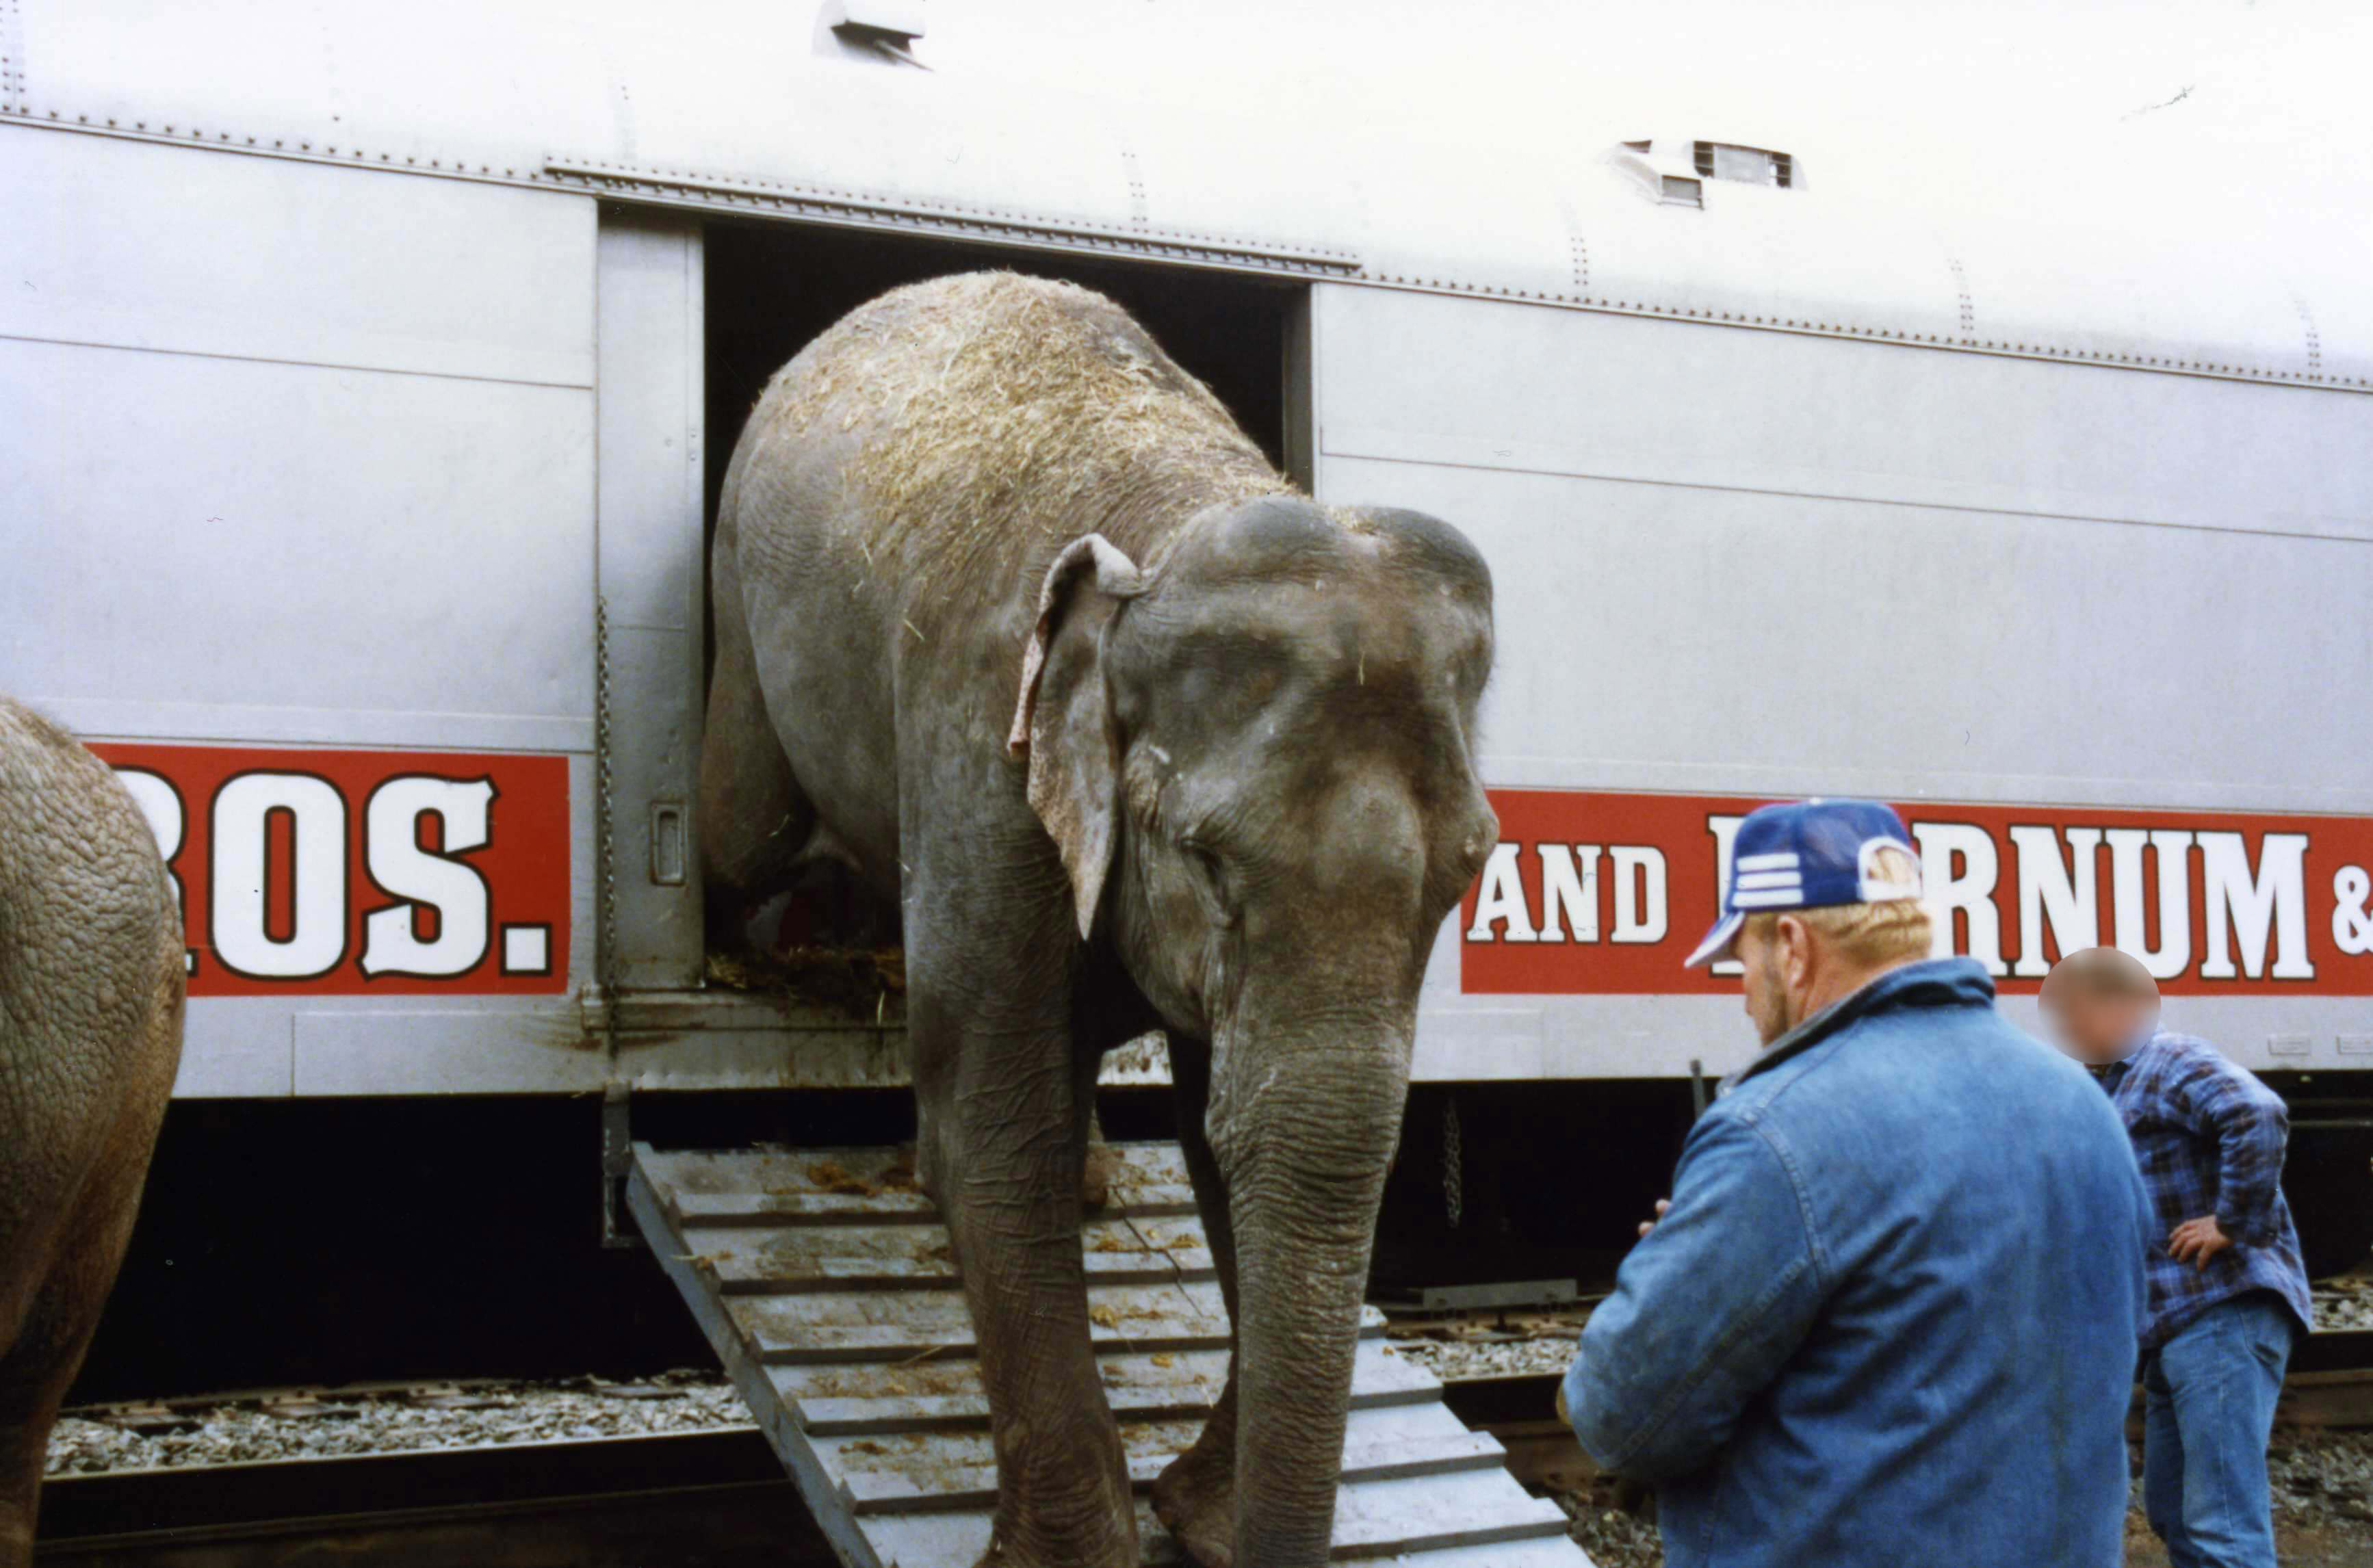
[{"xmin": 1561, "ymin": 800, "xmax": 2151, "ymax": 1568}]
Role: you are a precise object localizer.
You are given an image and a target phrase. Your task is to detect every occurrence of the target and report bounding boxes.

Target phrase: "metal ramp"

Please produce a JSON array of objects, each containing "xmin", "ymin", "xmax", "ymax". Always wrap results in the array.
[{"xmin": 628, "ymin": 1141, "xmax": 1591, "ymax": 1567}]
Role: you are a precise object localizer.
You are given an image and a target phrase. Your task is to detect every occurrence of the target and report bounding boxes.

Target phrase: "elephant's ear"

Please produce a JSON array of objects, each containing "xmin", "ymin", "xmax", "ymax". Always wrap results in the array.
[{"xmin": 1009, "ymin": 534, "xmax": 1144, "ymax": 939}]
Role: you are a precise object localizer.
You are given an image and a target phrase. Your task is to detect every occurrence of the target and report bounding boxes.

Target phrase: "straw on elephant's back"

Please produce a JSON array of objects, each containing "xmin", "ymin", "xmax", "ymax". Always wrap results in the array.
[{"xmin": 765, "ymin": 272, "xmax": 1290, "ymax": 595}]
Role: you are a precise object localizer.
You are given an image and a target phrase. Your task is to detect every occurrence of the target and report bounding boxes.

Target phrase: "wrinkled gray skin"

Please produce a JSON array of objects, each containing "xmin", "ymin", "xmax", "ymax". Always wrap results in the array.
[
  {"xmin": 0, "ymin": 700, "xmax": 185, "ymax": 1563},
  {"xmin": 702, "ymin": 275, "xmax": 1496, "ymax": 1568}
]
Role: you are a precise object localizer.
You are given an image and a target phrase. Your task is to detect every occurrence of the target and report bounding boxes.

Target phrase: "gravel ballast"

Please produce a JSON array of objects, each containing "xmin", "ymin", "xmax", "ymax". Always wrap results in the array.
[
  {"xmin": 2313, "ymin": 1270, "xmax": 2373, "ymax": 1331},
  {"xmin": 44, "ymin": 1370, "xmax": 750, "ymax": 1476},
  {"xmin": 1557, "ymin": 1431, "xmax": 2373, "ymax": 1568}
]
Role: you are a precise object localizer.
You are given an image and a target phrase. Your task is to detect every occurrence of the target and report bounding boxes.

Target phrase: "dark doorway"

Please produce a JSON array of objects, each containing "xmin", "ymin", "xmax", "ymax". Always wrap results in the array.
[{"xmin": 702, "ymin": 220, "xmax": 1301, "ymax": 549}]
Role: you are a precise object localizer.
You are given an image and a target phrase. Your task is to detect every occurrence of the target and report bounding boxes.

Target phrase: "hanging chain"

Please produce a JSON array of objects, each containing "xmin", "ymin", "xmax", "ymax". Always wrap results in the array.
[
  {"xmin": 593, "ymin": 594, "xmax": 636, "ymax": 1248},
  {"xmin": 1442, "ymin": 1095, "xmax": 1464, "ymax": 1230},
  {"xmin": 593, "ymin": 593, "xmax": 619, "ymax": 1047}
]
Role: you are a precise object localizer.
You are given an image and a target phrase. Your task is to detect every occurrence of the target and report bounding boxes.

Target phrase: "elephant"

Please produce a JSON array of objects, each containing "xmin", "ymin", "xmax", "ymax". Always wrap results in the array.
[
  {"xmin": 701, "ymin": 272, "xmax": 1496, "ymax": 1567},
  {"xmin": 0, "ymin": 698, "xmax": 185, "ymax": 1563}
]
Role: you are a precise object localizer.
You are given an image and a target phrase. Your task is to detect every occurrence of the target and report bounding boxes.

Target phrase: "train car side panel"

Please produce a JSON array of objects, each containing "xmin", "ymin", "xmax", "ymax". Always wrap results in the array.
[
  {"xmin": 0, "ymin": 130, "xmax": 604, "ymax": 1095},
  {"xmin": 1301, "ymin": 283, "xmax": 2373, "ymax": 1080}
]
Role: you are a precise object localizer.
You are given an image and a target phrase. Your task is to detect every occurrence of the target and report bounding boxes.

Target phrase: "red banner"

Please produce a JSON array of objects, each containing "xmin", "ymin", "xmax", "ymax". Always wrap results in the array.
[
  {"xmin": 1460, "ymin": 789, "xmax": 2373, "ymax": 997},
  {"xmin": 91, "ymin": 744, "xmax": 571, "ymax": 997}
]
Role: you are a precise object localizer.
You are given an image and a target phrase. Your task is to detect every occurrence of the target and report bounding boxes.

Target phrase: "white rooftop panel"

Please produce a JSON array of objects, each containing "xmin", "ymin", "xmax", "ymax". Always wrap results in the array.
[{"xmin": 5, "ymin": 0, "xmax": 2366, "ymax": 387}]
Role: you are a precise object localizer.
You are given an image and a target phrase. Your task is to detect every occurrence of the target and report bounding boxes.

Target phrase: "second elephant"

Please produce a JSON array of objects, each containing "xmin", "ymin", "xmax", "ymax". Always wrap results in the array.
[{"xmin": 0, "ymin": 698, "xmax": 185, "ymax": 1566}]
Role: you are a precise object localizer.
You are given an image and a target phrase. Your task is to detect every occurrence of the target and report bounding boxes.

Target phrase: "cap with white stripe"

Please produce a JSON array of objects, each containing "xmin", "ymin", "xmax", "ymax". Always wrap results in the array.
[{"xmin": 1685, "ymin": 799, "xmax": 1923, "ymax": 967}]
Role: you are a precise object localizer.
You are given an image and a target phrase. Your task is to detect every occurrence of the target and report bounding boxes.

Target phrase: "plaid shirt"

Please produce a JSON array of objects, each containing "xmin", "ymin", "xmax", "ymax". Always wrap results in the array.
[{"xmin": 2102, "ymin": 1029, "xmax": 2313, "ymax": 1348}]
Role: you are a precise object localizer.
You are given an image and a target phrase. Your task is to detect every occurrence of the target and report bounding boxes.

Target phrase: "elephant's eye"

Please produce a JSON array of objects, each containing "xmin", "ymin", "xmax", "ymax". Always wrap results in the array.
[{"xmin": 1181, "ymin": 841, "xmax": 1240, "ymax": 928}]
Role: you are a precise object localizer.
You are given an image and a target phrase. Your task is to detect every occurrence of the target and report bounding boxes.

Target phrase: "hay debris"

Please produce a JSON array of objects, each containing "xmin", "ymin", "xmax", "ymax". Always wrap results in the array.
[
  {"xmin": 805, "ymin": 1160, "xmax": 878, "ymax": 1197},
  {"xmin": 703, "ymin": 944, "xmax": 905, "ymax": 1020}
]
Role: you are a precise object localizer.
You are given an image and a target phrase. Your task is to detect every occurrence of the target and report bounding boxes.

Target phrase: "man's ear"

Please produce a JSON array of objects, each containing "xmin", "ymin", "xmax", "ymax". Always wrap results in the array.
[
  {"xmin": 1775, "ymin": 913, "xmax": 1813, "ymax": 990},
  {"xmin": 1008, "ymin": 534, "xmax": 1144, "ymax": 938}
]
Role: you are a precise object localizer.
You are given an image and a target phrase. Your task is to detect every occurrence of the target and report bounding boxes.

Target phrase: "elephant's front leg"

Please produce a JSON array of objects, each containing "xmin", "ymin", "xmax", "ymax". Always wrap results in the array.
[
  {"xmin": 1152, "ymin": 1032, "xmax": 1243, "ymax": 1568},
  {"xmin": 905, "ymin": 873, "xmax": 1137, "ymax": 1567}
]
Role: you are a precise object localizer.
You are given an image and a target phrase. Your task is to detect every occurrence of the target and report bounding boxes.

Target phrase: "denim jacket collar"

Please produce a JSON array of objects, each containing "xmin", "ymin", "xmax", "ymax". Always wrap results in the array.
[{"xmin": 1729, "ymin": 956, "xmax": 1999, "ymax": 1088}]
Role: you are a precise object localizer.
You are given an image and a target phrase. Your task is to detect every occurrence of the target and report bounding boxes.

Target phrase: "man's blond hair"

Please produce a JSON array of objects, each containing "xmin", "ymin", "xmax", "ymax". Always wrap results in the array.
[{"xmin": 1743, "ymin": 898, "xmax": 1934, "ymax": 969}]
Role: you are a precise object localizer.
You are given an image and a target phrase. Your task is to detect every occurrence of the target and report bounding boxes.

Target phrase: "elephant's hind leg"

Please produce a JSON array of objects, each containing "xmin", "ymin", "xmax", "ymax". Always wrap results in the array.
[
  {"xmin": 0, "ymin": 1129, "xmax": 155, "ymax": 1565},
  {"xmin": 699, "ymin": 530, "xmax": 812, "ymax": 939}
]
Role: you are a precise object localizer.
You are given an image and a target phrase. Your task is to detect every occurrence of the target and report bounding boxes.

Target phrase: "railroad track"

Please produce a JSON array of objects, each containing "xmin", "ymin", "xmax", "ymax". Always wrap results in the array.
[
  {"xmin": 37, "ymin": 1331, "xmax": 2373, "ymax": 1565},
  {"xmin": 35, "ymin": 1425, "xmax": 829, "ymax": 1567},
  {"xmin": 1437, "ymin": 1326, "xmax": 2373, "ymax": 1491}
]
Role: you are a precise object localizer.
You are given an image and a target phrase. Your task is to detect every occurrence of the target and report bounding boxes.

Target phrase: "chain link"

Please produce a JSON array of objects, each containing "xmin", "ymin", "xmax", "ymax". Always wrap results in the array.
[
  {"xmin": 593, "ymin": 594, "xmax": 632, "ymax": 1247},
  {"xmin": 1442, "ymin": 1095, "xmax": 1463, "ymax": 1230},
  {"xmin": 593, "ymin": 594, "xmax": 618, "ymax": 1052}
]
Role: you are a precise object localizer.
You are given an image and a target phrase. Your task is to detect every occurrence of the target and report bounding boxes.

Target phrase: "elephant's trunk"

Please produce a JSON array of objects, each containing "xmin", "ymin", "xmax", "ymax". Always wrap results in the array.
[{"xmin": 1216, "ymin": 1019, "xmax": 1412, "ymax": 1567}]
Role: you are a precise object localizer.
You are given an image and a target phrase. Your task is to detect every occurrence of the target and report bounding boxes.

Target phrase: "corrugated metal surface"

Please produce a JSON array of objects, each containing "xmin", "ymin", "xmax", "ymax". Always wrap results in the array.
[
  {"xmin": 628, "ymin": 1141, "xmax": 1590, "ymax": 1566},
  {"xmin": 3, "ymin": 0, "xmax": 2366, "ymax": 389}
]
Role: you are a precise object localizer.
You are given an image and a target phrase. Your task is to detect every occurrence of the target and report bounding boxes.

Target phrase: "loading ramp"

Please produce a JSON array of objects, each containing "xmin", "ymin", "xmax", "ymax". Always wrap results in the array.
[{"xmin": 628, "ymin": 1141, "xmax": 1593, "ymax": 1565}]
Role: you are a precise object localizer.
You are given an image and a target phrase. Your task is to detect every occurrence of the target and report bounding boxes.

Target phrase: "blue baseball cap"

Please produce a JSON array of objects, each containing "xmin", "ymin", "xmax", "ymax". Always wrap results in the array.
[{"xmin": 1685, "ymin": 799, "xmax": 1925, "ymax": 967}]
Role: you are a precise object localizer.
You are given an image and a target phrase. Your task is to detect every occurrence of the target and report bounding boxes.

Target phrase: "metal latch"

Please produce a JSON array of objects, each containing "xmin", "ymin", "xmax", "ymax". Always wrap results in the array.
[{"xmin": 649, "ymin": 802, "xmax": 687, "ymax": 886}]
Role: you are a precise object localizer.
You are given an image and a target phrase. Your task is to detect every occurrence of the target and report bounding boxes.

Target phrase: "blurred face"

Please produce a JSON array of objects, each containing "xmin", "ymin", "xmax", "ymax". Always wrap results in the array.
[{"xmin": 2040, "ymin": 985, "xmax": 2153, "ymax": 1067}]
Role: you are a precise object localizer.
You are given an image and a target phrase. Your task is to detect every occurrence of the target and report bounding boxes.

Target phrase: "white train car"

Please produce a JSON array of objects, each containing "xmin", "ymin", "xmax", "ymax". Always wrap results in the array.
[{"xmin": 5, "ymin": 8, "xmax": 2369, "ymax": 1153}]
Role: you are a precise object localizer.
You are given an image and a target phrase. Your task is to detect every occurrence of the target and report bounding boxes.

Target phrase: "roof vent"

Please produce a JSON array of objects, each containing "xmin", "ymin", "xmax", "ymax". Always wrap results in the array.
[
  {"xmin": 816, "ymin": 1, "xmax": 927, "ymax": 68},
  {"xmin": 1695, "ymin": 142, "xmax": 1795, "ymax": 188},
  {"xmin": 1609, "ymin": 138, "xmax": 1801, "ymax": 207}
]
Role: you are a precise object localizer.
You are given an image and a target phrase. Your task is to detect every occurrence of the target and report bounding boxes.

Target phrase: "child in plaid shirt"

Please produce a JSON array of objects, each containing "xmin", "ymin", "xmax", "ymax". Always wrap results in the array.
[{"xmin": 2043, "ymin": 947, "xmax": 2311, "ymax": 1568}]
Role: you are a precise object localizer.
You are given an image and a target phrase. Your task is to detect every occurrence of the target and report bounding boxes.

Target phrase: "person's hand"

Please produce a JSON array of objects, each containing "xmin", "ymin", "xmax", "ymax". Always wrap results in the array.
[
  {"xmin": 1555, "ymin": 1381, "xmax": 1570, "ymax": 1426},
  {"xmin": 2167, "ymin": 1214, "xmax": 2233, "ymax": 1271},
  {"xmin": 1637, "ymin": 1199, "xmax": 1671, "ymax": 1239}
]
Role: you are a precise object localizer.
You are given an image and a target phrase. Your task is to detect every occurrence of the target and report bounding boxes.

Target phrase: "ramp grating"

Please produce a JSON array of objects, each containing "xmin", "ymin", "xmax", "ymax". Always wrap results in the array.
[{"xmin": 630, "ymin": 1140, "xmax": 1592, "ymax": 1567}]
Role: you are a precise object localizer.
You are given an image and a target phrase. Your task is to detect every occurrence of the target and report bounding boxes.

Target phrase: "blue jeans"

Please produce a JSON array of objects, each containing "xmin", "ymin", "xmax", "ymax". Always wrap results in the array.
[{"xmin": 2140, "ymin": 1291, "xmax": 2297, "ymax": 1568}]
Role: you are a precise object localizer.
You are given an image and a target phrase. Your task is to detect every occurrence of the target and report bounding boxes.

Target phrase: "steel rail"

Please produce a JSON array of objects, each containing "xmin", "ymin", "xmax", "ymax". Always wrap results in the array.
[
  {"xmin": 37, "ymin": 1333, "xmax": 2372, "ymax": 1560},
  {"xmin": 33, "ymin": 1426, "xmax": 829, "ymax": 1567}
]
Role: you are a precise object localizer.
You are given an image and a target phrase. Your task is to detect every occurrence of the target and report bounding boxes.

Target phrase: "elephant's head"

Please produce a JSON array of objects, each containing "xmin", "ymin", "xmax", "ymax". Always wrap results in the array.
[{"xmin": 1010, "ymin": 493, "xmax": 1496, "ymax": 1562}]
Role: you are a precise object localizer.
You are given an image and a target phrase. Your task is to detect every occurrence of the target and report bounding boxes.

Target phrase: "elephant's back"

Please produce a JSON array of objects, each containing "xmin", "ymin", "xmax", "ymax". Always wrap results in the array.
[
  {"xmin": 738, "ymin": 272, "xmax": 1286, "ymax": 620},
  {"xmin": 0, "ymin": 700, "xmax": 184, "ymax": 1129}
]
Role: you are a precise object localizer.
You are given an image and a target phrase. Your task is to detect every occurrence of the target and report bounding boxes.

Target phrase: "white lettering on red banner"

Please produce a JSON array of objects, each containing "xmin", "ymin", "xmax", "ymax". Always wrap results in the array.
[
  {"xmin": 92, "ymin": 744, "xmax": 570, "ymax": 997},
  {"xmin": 1461, "ymin": 790, "xmax": 2373, "ymax": 996}
]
